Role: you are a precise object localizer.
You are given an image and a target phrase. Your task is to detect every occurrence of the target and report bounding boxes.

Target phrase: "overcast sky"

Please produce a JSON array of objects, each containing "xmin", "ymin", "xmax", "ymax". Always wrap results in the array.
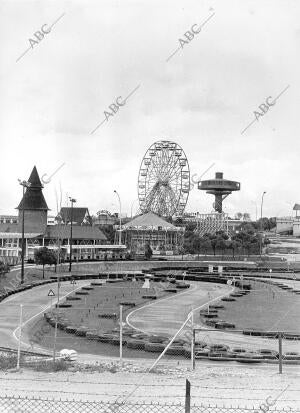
[{"xmin": 0, "ymin": 0, "xmax": 299, "ymax": 219}]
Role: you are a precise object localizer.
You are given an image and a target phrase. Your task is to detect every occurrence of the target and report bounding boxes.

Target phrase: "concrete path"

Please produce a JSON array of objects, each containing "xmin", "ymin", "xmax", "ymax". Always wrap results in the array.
[{"xmin": 0, "ymin": 279, "xmax": 90, "ymax": 351}]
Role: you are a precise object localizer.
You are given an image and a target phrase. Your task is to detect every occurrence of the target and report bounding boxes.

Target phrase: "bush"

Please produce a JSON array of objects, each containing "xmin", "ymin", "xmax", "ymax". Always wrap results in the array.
[
  {"xmin": 0, "ymin": 261, "xmax": 10, "ymax": 276},
  {"xmin": 32, "ymin": 359, "xmax": 69, "ymax": 372},
  {"xmin": 0, "ymin": 353, "xmax": 18, "ymax": 370}
]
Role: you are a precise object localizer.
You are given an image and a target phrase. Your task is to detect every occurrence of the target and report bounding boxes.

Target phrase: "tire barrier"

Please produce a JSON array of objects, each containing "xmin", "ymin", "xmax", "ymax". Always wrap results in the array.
[
  {"xmin": 85, "ymin": 332, "xmax": 99, "ymax": 340},
  {"xmin": 119, "ymin": 301, "xmax": 136, "ymax": 307},
  {"xmin": 210, "ymin": 304, "xmax": 225, "ymax": 309},
  {"xmin": 0, "ymin": 279, "xmax": 55, "ymax": 304},
  {"xmin": 98, "ymin": 313, "xmax": 117, "ymax": 319},
  {"xmin": 56, "ymin": 303, "xmax": 72, "ymax": 308},
  {"xmin": 202, "ymin": 313, "xmax": 218, "ymax": 319},
  {"xmin": 97, "ymin": 333, "xmax": 116, "ymax": 343},
  {"xmin": 144, "ymin": 342, "xmax": 166, "ymax": 353},
  {"xmin": 127, "ymin": 339, "xmax": 145, "ymax": 350},
  {"xmin": 142, "ymin": 294, "xmax": 157, "ymax": 299},
  {"xmin": 66, "ymin": 296, "xmax": 81, "ymax": 301},
  {"xmin": 75, "ymin": 327, "xmax": 90, "ymax": 337},
  {"xmin": 42, "ymin": 309, "xmax": 300, "ymax": 364},
  {"xmin": 214, "ymin": 321, "xmax": 235, "ymax": 329},
  {"xmin": 148, "ymin": 335, "xmax": 168, "ymax": 344},
  {"xmin": 175, "ymin": 282, "xmax": 190, "ymax": 289},
  {"xmin": 165, "ymin": 345, "xmax": 186, "ymax": 356},
  {"xmin": 65, "ymin": 326, "xmax": 77, "ymax": 334}
]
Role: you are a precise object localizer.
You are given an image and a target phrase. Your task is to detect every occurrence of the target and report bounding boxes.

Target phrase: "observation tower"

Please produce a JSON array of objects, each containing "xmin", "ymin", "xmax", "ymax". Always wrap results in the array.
[{"xmin": 198, "ymin": 172, "xmax": 240, "ymax": 213}]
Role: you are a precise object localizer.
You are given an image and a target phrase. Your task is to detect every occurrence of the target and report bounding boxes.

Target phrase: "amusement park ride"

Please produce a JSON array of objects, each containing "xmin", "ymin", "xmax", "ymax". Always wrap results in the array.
[
  {"xmin": 138, "ymin": 140, "xmax": 190, "ymax": 217},
  {"xmin": 137, "ymin": 139, "xmax": 241, "ymax": 235},
  {"xmin": 198, "ymin": 172, "xmax": 240, "ymax": 213},
  {"xmin": 196, "ymin": 172, "xmax": 241, "ymax": 236}
]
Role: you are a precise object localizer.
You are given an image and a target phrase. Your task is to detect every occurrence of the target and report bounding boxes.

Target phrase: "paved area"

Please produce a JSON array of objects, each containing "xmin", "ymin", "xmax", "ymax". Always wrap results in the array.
[
  {"xmin": 127, "ymin": 281, "xmax": 300, "ymax": 353},
  {"xmin": 0, "ymin": 279, "xmax": 90, "ymax": 351}
]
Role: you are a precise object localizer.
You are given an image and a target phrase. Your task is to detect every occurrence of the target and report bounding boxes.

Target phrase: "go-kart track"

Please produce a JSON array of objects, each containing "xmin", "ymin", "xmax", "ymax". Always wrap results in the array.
[{"xmin": 0, "ymin": 273, "xmax": 299, "ymax": 367}]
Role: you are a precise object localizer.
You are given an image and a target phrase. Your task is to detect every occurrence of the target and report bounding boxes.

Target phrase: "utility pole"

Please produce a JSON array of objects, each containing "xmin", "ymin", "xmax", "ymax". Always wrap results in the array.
[
  {"xmin": 18, "ymin": 179, "xmax": 31, "ymax": 284},
  {"xmin": 68, "ymin": 197, "xmax": 76, "ymax": 272},
  {"xmin": 114, "ymin": 190, "xmax": 122, "ymax": 245},
  {"xmin": 260, "ymin": 191, "xmax": 266, "ymax": 256}
]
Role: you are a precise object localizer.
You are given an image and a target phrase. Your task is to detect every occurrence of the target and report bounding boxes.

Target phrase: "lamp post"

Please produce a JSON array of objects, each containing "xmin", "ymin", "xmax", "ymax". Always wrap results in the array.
[
  {"xmin": 68, "ymin": 197, "xmax": 76, "ymax": 272},
  {"xmin": 18, "ymin": 179, "xmax": 31, "ymax": 284},
  {"xmin": 114, "ymin": 190, "xmax": 122, "ymax": 245},
  {"xmin": 260, "ymin": 191, "xmax": 266, "ymax": 256}
]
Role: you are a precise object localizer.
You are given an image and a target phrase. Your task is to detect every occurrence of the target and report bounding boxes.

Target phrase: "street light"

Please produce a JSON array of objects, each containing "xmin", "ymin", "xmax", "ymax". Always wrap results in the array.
[
  {"xmin": 18, "ymin": 179, "xmax": 31, "ymax": 284},
  {"xmin": 260, "ymin": 191, "xmax": 267, "ymax": 256},
  {"xmin": 68, "ymin": 197, "xmax": 76, "ymax": 272},
  {"xmin": 114, "ymin": 190, "xmax": 122, "ymax": 245}
]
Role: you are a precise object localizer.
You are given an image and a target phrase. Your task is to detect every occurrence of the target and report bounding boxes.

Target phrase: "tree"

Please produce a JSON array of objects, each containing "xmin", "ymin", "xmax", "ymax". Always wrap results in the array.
[
  {"xmin": 209, "ymin": 235, "xmax": 217, "ymax": 256},
  {"xmin": 34, "ymin": 247, "xmax": 57, "ymax": 279},
  {"xmin": 243, "ymin": 213, "xmax": 251, "ymax": 221},
  {"xmin": 100, "ymin": 225, "xmax": 115, "ymax": 244},
  {"xmin": 227, "ymin": 239, "xmax": 241, "ymax": 258},
  {"xmin": 216, "ymin": 238, "xmax": 227, "ymax": 257},
  {"xmin": 0, "ymin": 261, "xmax": 10, "ymax": 278},
  {"xmin": 200, "ymin": 237, "xmax": 211, "ymax": 255},
  {"xmin": 145, "ymin": 243, "xmax": 153, "ymax": 260}
]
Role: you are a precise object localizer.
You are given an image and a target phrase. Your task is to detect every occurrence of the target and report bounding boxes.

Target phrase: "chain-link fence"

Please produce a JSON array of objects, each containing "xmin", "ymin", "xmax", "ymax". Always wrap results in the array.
[{"xmin": 0, "ymin": 395, "xmax": 296, "ymax": 413}]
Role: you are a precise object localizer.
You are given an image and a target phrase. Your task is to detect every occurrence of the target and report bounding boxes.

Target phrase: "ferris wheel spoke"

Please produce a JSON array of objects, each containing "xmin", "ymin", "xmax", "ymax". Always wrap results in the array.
[{"xmin": 138, "ymin": 140, "xmax": 189, "ymax": 216}]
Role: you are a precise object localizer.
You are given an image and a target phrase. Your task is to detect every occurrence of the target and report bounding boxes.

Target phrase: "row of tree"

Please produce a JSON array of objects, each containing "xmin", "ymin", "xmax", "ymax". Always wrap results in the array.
[
  {"xmin": 34, "ymin": 247, "xmax": 59, "ymax": 278},
  {"xmin": 183, "ymin": 225, "xmax": 270, "ymax": 257}
]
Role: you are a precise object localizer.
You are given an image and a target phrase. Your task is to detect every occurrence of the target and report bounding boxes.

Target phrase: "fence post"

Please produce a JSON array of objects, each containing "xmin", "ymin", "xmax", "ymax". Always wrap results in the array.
[
  {"xmin": 53, "ymin": 318, "xmax": 58, "ymax": 362},
  {"xmin": 185, "ymin": 379, "xmax": 191, "ymax": 413},
  {"xmin": 278, "ymin": 332, "xmax": 283, "ymax": 374},
  {"xmin": 17, "ymin": 304, "xmax": 23, "ymax": 370},
  {"xmin": 119, "ymin": 305, "xmax": 123, "ymax": 363},
  {"xmin": 190, "ymin": 311, "xmax": 194, "ymax": 370},
  {"xmin": 192, "ymin": 328, "xmax": 196, "ymax": 370}
]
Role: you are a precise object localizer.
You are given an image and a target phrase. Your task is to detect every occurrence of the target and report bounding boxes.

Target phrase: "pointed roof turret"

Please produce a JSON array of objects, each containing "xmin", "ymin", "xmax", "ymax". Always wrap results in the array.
[
  {"xmin": 28, "ymin": 165, "xmax": 43, "ymax": 188},
  {"xmin": 17, "ymin": 166, "xmax": 49, "ymax": 211}
]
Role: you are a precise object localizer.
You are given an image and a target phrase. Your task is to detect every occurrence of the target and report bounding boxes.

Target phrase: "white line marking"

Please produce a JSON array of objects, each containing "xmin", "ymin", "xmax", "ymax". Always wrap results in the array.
[{"xmin": 12, "ymin": 281, "xmax": 90, "ymax": 349}]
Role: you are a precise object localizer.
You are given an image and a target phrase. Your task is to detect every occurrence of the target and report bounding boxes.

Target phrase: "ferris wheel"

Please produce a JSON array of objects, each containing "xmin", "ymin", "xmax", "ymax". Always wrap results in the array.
[{"xmin": 138, "ymin": 140, "xmax": 190, "ymax": 217}]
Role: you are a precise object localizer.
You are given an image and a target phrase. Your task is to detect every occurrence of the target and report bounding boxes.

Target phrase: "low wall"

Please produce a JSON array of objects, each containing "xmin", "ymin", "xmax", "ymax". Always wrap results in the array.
[{"xmin": 62, "ymin": 260, "xmax": 257, "ymax": 274}]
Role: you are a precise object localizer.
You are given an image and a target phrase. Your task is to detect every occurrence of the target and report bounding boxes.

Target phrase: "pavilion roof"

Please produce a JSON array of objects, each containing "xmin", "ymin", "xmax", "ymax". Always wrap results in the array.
[{"xmin": 123, "ymin": 212, "xmax": 182, "ymax": 231}]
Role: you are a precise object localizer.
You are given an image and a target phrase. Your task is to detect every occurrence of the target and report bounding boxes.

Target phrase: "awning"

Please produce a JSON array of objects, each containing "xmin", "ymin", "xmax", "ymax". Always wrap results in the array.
[{"xmin": 0, "ymin": 233, "xmax": 43, "ymax": 238}]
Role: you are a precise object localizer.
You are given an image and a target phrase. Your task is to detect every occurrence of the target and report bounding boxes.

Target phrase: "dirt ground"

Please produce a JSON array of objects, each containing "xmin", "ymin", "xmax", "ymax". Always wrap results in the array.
[{"xmin": 0, "ymin": 361, "xmax": 299, "ymax": 409}]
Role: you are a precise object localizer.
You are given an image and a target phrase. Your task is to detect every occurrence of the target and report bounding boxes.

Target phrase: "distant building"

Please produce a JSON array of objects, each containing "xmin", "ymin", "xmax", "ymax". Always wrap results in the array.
[
  {"xmin": 276, "ymin": 217, "xmax": 293, "ymax": 234},
  {"xmin": 47, "ymin": 216, "xmax": 56, "ymax": 225},
  {"xmin": 94, "ymin": 210, "xmax": 116, "ymax": 226},
  {"xmin": 57, "ymin": 207, "xmax": 92, "ymax": 226},
  {"xmin": 0, "ymin": 215, "xmax": 18, "ymax": 224},
  {"xmin": 0, "ymin": 166, "xmax": 126, "ymax": 264}
]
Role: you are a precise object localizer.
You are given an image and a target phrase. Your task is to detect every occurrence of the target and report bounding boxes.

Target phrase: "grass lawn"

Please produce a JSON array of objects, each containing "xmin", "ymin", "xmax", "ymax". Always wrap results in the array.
[{"xmin": 205, "ymin": 279, "xmax": 300, "ymax": 333}]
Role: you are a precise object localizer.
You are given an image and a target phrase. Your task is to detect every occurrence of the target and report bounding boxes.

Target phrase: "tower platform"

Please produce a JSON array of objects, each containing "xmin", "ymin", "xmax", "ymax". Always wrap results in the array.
[{"xmin": 198, "ymin": 172, "xmax": 240, "ymax": 213}]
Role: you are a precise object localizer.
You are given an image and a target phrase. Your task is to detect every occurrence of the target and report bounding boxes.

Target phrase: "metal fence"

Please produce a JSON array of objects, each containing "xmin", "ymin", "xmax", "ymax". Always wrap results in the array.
[{"xmin": 0, "ymin": 395, "xmax": 296, "ymax": 413}]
